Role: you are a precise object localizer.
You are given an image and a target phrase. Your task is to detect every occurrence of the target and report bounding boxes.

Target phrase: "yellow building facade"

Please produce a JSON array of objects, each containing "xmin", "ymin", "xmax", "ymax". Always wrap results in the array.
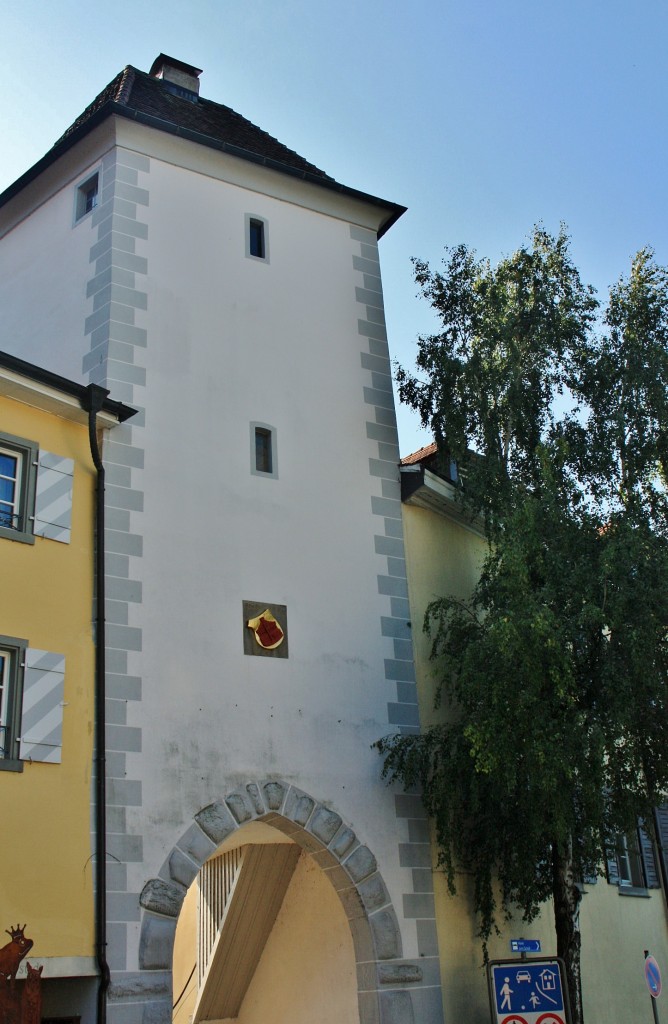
[
  {"xmin": 0, "ymin": 352, "xmax": 133, "ymax": 1021},
  {"xmin": 400, "ymin": 444, "xmax": 668, "ymax": 1024}
]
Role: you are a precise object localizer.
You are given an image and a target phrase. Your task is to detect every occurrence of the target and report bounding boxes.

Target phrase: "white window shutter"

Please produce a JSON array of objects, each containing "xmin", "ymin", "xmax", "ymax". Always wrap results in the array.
[
  {"xmin": 19, "ymin": 649, "xmax": 65, "ymax": 763},
  {"xmin": 34, "ymin": 451, "xmax": 74, "ymax": 543}
]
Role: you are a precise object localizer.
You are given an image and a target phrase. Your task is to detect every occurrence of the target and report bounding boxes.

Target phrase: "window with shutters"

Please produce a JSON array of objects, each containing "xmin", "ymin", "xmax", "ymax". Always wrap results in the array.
[
  {"xmin": 0, "ymin": 636, "xmax": 65, "ymax": 771},
  {"xmin": 0, "ymin": 432, "xmax": 74, "ymax": 545},
  {"xmin": 0, "ymin": 433, "xmax": 38, "ymax": 543},
  {"xmin": 607, "ymin": 823, "xmax": 661, "ymax": 895}
]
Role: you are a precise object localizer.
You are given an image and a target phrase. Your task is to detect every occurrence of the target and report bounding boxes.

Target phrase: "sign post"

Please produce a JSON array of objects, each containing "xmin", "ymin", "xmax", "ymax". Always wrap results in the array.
[{"xmin": 644, "ymin": 951, "xmax": 661, "ymax": 1024}]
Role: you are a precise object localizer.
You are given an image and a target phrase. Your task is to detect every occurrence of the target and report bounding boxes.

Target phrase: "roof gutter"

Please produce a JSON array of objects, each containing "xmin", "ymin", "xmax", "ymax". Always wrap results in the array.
[
  {"xmin": 83, "ymin": 384, "xmax": 111, "ymax": 1024},
  {"xmin": 0, "ymin": 350, "xmax": 135, "ymax": 423}
]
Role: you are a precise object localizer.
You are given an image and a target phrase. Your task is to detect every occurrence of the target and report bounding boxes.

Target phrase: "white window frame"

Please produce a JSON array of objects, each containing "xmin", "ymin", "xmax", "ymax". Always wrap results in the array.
[
  {"xmin": 0, "ymin": 433, "xmax": 37, "ymax": 544},
  {"xmin": 0, "ymin": 445, "xmax": 22, "ymax": 531},
  {"xmin": 245, "ymin": 214, "xmax": 269, "ymax": 263},
  {"xmin": 615, "ymin": 834, "xmax": 642, "ymax": 887},
  {"xmin": 74, "ymin": 170, "xmax": 100, "ymax": 224}
]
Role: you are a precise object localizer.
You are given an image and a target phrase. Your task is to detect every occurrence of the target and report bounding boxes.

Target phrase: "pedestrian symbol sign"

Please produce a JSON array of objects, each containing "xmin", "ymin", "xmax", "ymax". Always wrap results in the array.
[{"xmin": 490, "ymin": 960, "xmax": 566, "ymax": 1024}]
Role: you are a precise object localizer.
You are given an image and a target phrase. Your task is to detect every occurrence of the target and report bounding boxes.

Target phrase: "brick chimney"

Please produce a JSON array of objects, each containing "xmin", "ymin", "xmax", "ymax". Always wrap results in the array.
[{"xmin": 149, "ymin": 54, "xmax": 202, "ymax": 98}]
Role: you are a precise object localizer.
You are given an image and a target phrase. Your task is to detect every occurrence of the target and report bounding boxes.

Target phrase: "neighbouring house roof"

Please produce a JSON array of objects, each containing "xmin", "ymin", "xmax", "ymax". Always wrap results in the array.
[
  {"xmin": 400, "ymin": 440, "xmax": 482, "ymax": 533},
  {"xmin": 400, "ymin": 442, "xmax": 438, "ymax": 466},
  {"xmin": 0, "ymin": 57, "xmax": 406, "ymax": 237},
  {"xmin": 0, "ymin": 349, "xmax": 136, "ymax": 425}
]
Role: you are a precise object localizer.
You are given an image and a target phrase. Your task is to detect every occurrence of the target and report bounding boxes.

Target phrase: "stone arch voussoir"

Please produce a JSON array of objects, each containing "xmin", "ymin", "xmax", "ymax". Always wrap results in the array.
[{"xmin": 138, "ymin": 779, "xmax": 419, "ymax": 1024}]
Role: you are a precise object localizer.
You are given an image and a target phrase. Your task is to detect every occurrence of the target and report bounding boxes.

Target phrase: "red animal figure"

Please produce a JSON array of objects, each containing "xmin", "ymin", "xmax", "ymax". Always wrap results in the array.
[
  {"xmin": 21, "ymin": 963, "xmax": 42, "ymax": 1024},
  {"xmin": 0, "ymin": 926, "xmax": 33, "ymax": 986}
]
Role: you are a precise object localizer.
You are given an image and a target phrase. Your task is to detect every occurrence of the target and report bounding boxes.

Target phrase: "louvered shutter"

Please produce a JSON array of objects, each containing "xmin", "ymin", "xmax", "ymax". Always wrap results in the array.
[
  {"xmin": 638, "ymin": 821, "xmax": 662, "ymax": 889},
  {"xmin": 606, "ymin": 845, "xmax": 621, "ymax": 885},
  {"xmin": 654, "ymin": 806, "xmax": 668, "ymax": 891},
  {"xmin": 19, "ymin": 649, "xmax": 65, "ymax": 763},
  {"xmin": 33, "ymin": 451, "xmax": 74, "ymax": 543}
]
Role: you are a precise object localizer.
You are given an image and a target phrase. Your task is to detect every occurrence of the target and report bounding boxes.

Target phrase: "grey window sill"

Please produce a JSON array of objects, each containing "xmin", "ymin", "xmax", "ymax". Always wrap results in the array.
[{"xmin": 617, "ymin": 884, "xmax": 650, "ymax": 898}]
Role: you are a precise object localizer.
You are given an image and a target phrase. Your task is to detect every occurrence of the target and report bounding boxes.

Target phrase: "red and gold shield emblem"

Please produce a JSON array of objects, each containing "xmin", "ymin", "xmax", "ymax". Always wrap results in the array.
[{"xmin": 247, "ymin": 609, "xmax": 285, "ymax": 650}]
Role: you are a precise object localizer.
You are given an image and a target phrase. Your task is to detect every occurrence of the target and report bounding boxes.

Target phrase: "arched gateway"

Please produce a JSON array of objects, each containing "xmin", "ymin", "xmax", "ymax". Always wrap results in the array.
[{"xmin": 136, "ymin": 780, "xmax": 425, "ymax": 1023}]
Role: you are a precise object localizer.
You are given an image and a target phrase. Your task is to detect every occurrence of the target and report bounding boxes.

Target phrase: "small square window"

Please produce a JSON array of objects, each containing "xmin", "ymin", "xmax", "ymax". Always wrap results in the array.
[
  {"xmin": 75, "ymin": 172, "xmax": 99, "ymax": 222},
  {"xmin": 0, "ymin": 433, "xmax": 38, "ymax": 544},
  {"xmin": 245, "ymin": 214, "xmax": 269, "ymax": 262},
  {"xmin": 250, "ymin": 422, "xmax": 278, "ymax": 479}
]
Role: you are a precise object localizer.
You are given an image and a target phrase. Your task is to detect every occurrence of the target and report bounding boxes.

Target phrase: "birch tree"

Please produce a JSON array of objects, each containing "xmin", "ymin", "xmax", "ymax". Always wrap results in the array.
[{"xmin": 378, "ymin": 230, "xmax": 668, "ymax": 1024}]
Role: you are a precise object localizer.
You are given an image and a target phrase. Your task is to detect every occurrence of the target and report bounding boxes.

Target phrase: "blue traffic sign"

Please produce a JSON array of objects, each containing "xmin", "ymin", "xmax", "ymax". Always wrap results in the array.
[
  {"xmin": 511, "ymin": 939, "xmax": 542, "ymax": 954},
  {"xmin": 492, "ymin": 962, "xmax": 564, "ymax": 1018},
  {"xmin": 645, "ymin": 955, "xmax": 662, "ymax": 998}
]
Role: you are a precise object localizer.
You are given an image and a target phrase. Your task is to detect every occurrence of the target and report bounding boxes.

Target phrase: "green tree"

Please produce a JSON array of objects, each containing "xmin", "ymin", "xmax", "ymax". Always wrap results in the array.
[{"xmin": 377, "ymin": 229, "xmax": 668, "ymax": 1024}]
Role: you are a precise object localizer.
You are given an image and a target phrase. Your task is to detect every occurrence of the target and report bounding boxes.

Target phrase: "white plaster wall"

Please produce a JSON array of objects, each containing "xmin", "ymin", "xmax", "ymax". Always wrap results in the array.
[
  {"xmin": 117, "ymin": 153, "xmax": 416, "ymax": 958},
  {"xmin": 0, "ymin": 144, "xmax": 110, "ymax": 381}
]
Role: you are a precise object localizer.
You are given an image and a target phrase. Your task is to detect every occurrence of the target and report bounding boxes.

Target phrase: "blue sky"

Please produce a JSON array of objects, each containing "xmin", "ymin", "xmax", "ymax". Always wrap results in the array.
[{"xmin": 2, "ymin": 0, "xmax": 666, "ymax": 454}]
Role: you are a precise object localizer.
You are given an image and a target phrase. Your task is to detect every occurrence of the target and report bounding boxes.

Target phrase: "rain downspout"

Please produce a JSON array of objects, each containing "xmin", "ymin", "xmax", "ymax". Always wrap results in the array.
[{"xmin": 84, "ymin": 383, "xmax": 111, "ymax": 1024}]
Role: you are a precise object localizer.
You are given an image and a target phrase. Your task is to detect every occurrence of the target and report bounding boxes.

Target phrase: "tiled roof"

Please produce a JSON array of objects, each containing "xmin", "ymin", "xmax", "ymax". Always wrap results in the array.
[
  {"xmin": 53, "ymin": 65, "xmax": 333, "ymax": 181},
  {"xmin": 1, "ymin": 58, "xmax": 405, "ymax": 236},
  {"xmin": 400, "ymin": 442, "xmax": 437, "ymax": 465}
]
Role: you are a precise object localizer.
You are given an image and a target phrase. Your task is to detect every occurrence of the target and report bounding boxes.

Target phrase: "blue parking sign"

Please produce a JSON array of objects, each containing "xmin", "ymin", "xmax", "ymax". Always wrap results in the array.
[{"xmin": 492, "ymin": 961, "xmax": 564, "ymax": 1019}]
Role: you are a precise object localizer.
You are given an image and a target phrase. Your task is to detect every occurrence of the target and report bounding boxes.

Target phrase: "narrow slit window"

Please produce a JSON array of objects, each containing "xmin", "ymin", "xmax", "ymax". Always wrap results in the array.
[
  {"xmin": 249, "ymin": 219, "xmax": 265, "ymax": 259},
  {"xmin": 255, "ymin": 428, "xmax": 272, "ymax": 474},
  {"xmin": 250, "ymin": 422, "xmax": 277, "ymax": 479},
  {"xmin": 246, "ymin": 215, "xmax": 269, "ymax": 262}
]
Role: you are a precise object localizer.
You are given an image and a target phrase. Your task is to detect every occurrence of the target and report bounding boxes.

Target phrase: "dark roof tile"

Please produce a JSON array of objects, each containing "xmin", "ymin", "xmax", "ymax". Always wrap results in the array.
[{"xmin": 54, "ymin": 65, "xmax": 332, "ymax": 181}]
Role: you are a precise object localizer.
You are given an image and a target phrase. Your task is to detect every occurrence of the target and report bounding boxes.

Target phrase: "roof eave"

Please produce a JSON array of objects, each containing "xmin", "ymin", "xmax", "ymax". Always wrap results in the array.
[
  {"xmin": 0, "ymin": 349, "xmax": 136, "ymax": 424},
  {"xmin": 400, "ymin": 465, "xmax": 485, "ymax": 538},
  {"xmin": 0, "ymin": 101, "xmax": 406, "ymax": 237}
]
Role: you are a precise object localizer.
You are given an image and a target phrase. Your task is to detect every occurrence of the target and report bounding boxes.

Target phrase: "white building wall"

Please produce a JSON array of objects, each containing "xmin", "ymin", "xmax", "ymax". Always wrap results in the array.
[
  {"xmin": 0, "ymin": 122, "xmax": 441, "ymax": 1024},
  {"xmin": 0, "ymin": 128, "xmax": 115, "ymax": 380},
  {"xmin": 133, "ymin": 152, "xmax": 405, "ymax": 855}
]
